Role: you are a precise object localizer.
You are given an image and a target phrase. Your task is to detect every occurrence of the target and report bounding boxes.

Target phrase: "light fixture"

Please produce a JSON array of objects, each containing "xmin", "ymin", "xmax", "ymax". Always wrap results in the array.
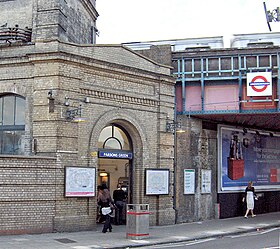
[
  {"xmin": 46, "ymin": 93, "xmax": 89, "ymax": 122},
  {"xmin": 84, "ymin": 97, "xmax": 90, "ymax": 103},
  {"xmin": 99, "ymin": 172, "xmax": 108, "ymax": 177},
  {"xmin": 63, "ymin": 96, "xmax": 89, "ymax": 122},
  {"xmin": 166, "ymin": 120, "xmax": 185, "ymax": 133},
  {"xmin": 176, "ymin": 129, "xmax": 185, "ymax": 133},
  {"xmin": 64, "ymin": 97, "xmax": 70, "ymax": 106},
  {"xmin": 47, "ymin": 90, "xmax": 54, "ymax": 100}
]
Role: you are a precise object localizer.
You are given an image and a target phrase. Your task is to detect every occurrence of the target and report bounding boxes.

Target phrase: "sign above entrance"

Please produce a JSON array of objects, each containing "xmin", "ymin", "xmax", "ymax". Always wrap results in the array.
[
  {"xmin": 98, "ymin": 150, "xmax": 133, "ymax": 159},
  {"xmin": 247, "ymin": 72, "xmax": 272, "ymax": 96}
]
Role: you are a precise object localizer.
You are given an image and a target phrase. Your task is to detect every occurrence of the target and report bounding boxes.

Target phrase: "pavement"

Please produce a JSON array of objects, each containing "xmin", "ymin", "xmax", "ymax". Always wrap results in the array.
[{"xmin": 0, "ymin": 212, "xmax": 279, "ymax": 249}]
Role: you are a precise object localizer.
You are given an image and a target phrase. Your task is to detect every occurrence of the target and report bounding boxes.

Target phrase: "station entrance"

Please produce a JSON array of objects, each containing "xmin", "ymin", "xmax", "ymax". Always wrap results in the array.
[{"xmin": 97, "ymin": 124, "xmax": 133, "ymax": 223}]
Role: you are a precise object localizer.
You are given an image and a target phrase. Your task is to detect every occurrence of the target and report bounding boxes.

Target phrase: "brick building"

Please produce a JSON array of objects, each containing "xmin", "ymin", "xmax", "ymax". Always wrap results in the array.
[
  {"xmin": 0, "ymin": 0, "xmax": 176, "ymax": 234},
  {"xmin": 2, "ymin": 0, "xmax": 280, "ymax": 236}
]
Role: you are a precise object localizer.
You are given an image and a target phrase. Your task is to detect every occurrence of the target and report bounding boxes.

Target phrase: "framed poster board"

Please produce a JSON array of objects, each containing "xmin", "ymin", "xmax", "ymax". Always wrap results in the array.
[
  {"xmin": 65, "ymin": 167, "xmax": 96, "ymax": 197},
  {"xmin": 218, "ymin": 125, "xmax": 280, "ymax": 192},
  {"xmin": 145, "ymin": 169, "xmax": 169, "ymax": 195},
  {"xmin": 184, "ymin": 169, "xmax": 195, "ymax": 194},
  {"xmin": 201, "ymin": 169, "xmax": 211, "ymax": 194}
]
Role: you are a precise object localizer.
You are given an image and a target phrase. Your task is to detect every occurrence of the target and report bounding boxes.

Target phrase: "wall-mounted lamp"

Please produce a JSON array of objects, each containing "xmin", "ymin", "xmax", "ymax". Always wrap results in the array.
[
  {"xmin": 47, "ymin": 90, "xmax": 54, "ymax": 100},
  {"xmin": 166, "ymin": 120, "xmax": 185, "ymax": 133},
  {"xmin": 47, "ymin": 92, "xmax": 89, "ymax": 122},
  {"xmin": 99, "ymin": 172, "xmax": 108, "ymax": 177},
  {"xmin": 64, "ymin": 96, "xmax": 89, "ymax": 122},
  {"xmin": 64, "ymin": 96, "xmax": 70, "ymax": 106}
]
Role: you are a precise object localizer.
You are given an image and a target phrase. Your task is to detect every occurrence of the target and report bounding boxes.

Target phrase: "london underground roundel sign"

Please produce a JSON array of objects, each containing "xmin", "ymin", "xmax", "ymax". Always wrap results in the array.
[{"xmin": 247, "ymin": 72, "xmax": 272, "ymax": 96}]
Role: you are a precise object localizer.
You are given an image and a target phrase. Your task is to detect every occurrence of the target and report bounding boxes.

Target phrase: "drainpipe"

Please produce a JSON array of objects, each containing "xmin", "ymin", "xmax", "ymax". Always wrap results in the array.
[
  {"xmin": 201, "ymin": 58, "xmax": 204, "ymax": 112},
  {"xmin": 239, "ymin": 70, "xmax": 243, "ymax": 112},
  {"xmin": 182, "ymin": 58, "xmax": 186, "ymax": 114},
  {"xmin": 173, "ymin": 88, "xmax": 178, "ymax": 224},
  {"xmin": 277, "ymin": 53, "xmax": 280, "ymax": 112},
  {"xmin": 174, "ymin": 130, "xmax": 179, "ymax": 224}
]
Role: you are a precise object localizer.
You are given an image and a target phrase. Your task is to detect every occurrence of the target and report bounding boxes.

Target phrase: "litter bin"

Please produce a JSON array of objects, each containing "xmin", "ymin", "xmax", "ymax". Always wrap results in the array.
[{"xmin": 126, "ymin": 204, "xmax": 149, "ymax": 239}]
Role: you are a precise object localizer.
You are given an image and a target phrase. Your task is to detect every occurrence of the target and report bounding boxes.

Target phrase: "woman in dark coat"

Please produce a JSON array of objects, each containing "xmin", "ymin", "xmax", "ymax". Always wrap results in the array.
[{"xmin": 97, "ymin": 184, "xmax": 114, "ymax": 233}]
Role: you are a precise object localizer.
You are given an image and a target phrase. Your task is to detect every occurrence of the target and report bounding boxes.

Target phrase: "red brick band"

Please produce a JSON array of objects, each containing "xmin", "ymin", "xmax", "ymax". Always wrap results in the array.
[
  {"xmin": 127, "ymin": 233, "xmax": 149, "ymax": 237},
  {"xmin": 127, "ymin": 212, "xmax": 150, "ymax": 215}
]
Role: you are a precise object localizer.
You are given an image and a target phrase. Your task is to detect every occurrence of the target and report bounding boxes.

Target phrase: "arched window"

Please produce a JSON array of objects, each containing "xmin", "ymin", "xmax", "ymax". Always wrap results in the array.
[
  {"xmin": 0, "ymin": 94, "xmax": 25, "ymax": 155},
  {"xmin": 98, "ymin": 124, "xmax": 131, "ymax": 150}
]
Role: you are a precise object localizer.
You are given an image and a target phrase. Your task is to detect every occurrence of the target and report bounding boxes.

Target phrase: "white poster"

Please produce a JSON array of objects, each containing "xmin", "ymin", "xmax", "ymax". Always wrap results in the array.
[
  {"xmin": 146, "ymin": 169, "xmax": 169, "ymax": 195},
  {"xmin": 184, "ymin": 169, "xmax": 195, "ymax": 194},
  {"xmin": 201, "ymin": 169, "xmax": 211, "ymax": 194},
  {"xmin": 247, "ymin": 72, "xmax": 272, "ymax": 96},
  {"xmin": 65, "ymin": 167, "xmax": 96, "ymax": 197}
]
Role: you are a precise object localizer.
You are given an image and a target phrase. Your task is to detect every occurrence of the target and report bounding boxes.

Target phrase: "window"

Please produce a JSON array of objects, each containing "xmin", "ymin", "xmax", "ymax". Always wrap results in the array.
[
  {"xmin": 98, "ymin": 124, "xmax": 131, "ymax": 150},
  {"xmin": 0, "ymin": 95, "xmax": 25, "ymax": 155}
]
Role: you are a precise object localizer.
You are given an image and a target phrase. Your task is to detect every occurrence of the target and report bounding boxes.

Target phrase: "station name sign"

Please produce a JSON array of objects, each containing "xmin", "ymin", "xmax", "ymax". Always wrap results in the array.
[
  {"xmin": 247, "ymin": 72, "xmax": 272, "ymax": 97},
  {"xmin": 98, "ymin": 150, "xmax": 133, "ymax": 159}
]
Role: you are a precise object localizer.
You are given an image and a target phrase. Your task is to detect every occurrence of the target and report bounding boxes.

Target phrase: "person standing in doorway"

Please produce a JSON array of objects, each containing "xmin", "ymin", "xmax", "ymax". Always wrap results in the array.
[
  {"xmin": 243, "ymin": 181, "xmax": 258, "ymax": 218},
  {"xmin": 113, "ymin": 183, "xmax": 127, "ymax": 225}
]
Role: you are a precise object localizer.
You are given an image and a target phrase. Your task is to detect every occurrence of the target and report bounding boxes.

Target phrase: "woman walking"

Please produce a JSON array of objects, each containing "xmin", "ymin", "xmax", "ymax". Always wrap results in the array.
[
  {"xmin": 98, "ymin": 184, "xmax": 114, "ymax": 233},
  {"xmin": 243, "ymin": 181, "xmax": 258, "ymax": 218}
]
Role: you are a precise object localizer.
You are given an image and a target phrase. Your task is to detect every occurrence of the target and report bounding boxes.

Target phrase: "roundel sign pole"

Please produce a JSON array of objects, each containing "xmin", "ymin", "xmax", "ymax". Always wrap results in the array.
[{"xmin": 247, "ymin": 72, "xmax": 272, "ymax": 97}]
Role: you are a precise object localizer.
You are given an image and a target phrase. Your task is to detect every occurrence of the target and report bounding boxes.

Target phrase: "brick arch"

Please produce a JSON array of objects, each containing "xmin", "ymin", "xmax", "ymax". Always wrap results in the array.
[{"xmin": 88, "ymin": 109, "xmax": 149, "ymax": 204}]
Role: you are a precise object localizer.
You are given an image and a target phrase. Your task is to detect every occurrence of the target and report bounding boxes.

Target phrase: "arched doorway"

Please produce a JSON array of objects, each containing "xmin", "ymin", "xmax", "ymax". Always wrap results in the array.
[{"xmin": 97, "ymin": 124, "xmax": 133, "ymax": 205}]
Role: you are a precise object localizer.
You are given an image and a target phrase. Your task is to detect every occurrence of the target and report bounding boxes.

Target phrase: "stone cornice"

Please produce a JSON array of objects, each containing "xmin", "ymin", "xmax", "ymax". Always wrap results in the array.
[{"xmin": 81, "ymin": 88, "xmax": 159, "ymax": 107}]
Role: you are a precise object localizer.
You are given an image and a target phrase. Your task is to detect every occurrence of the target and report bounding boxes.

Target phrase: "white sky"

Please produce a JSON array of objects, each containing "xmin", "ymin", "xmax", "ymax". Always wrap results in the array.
[{"xmin": 96, "ymin": 0, "xmax": 280, "ymax": 44}]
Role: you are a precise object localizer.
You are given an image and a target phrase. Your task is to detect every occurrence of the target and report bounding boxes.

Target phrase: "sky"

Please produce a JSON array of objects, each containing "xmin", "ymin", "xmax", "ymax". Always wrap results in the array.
[{"xmin": 96, "ymin": 0, "xmax": 280, "ymax": 44}]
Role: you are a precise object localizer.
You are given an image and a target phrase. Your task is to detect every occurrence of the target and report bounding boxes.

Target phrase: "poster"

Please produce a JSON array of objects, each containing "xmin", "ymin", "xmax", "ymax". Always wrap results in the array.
[
  {"xmin": 65, "ymin": 167, "xmax": 96, "ymax": 197},
  {"xmin": 145, "ymin": 169, "xmax": 169, "ymax": 195},
  {"xmin": 184, "ymin": 169, "xmax": 195, "ymax": 194},
  {"xmin": 218, "ymin": 125, "xmax": 280, "ymax": 192},
  {"xmin": 201, "ymin": 169, "xmax": 211, "ymax": 193}
]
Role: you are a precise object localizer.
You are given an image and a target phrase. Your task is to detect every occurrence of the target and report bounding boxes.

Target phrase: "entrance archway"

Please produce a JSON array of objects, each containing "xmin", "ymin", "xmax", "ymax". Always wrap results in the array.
[
  {"xmin": 89, "ymin": 110, "xmax": 148, "ymax": 213},
  {"xmin": 96, "ymin": 123, "xmax": 134, "ymax": 225},
  {"xmin": 97, "ymin": 124, "xmax": 133, "ymax": 203}
]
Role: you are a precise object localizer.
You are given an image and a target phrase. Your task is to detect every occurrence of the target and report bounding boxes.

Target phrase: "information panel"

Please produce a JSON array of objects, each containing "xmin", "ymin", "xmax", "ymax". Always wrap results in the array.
[
  {"xmin": 184, "ymin": 169, "xmax": 195, "ymax": 194},
  {"xmin": 201, "ymin": 169, "xmax": 211, "ymax": 193},
  {"xmin": 65, "ymin": 167, "xmax": 96, "ymax": 197},
  {"xmin": 145, "ymin": 169, "xmax": 169, "ymax": 195}
]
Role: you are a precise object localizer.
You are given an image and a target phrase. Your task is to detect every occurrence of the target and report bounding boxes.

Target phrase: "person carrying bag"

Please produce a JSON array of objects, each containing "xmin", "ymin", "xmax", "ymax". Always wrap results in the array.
[{"xmin": 98, "ymin": 184, "xmax": 114, "ymax": 233}]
